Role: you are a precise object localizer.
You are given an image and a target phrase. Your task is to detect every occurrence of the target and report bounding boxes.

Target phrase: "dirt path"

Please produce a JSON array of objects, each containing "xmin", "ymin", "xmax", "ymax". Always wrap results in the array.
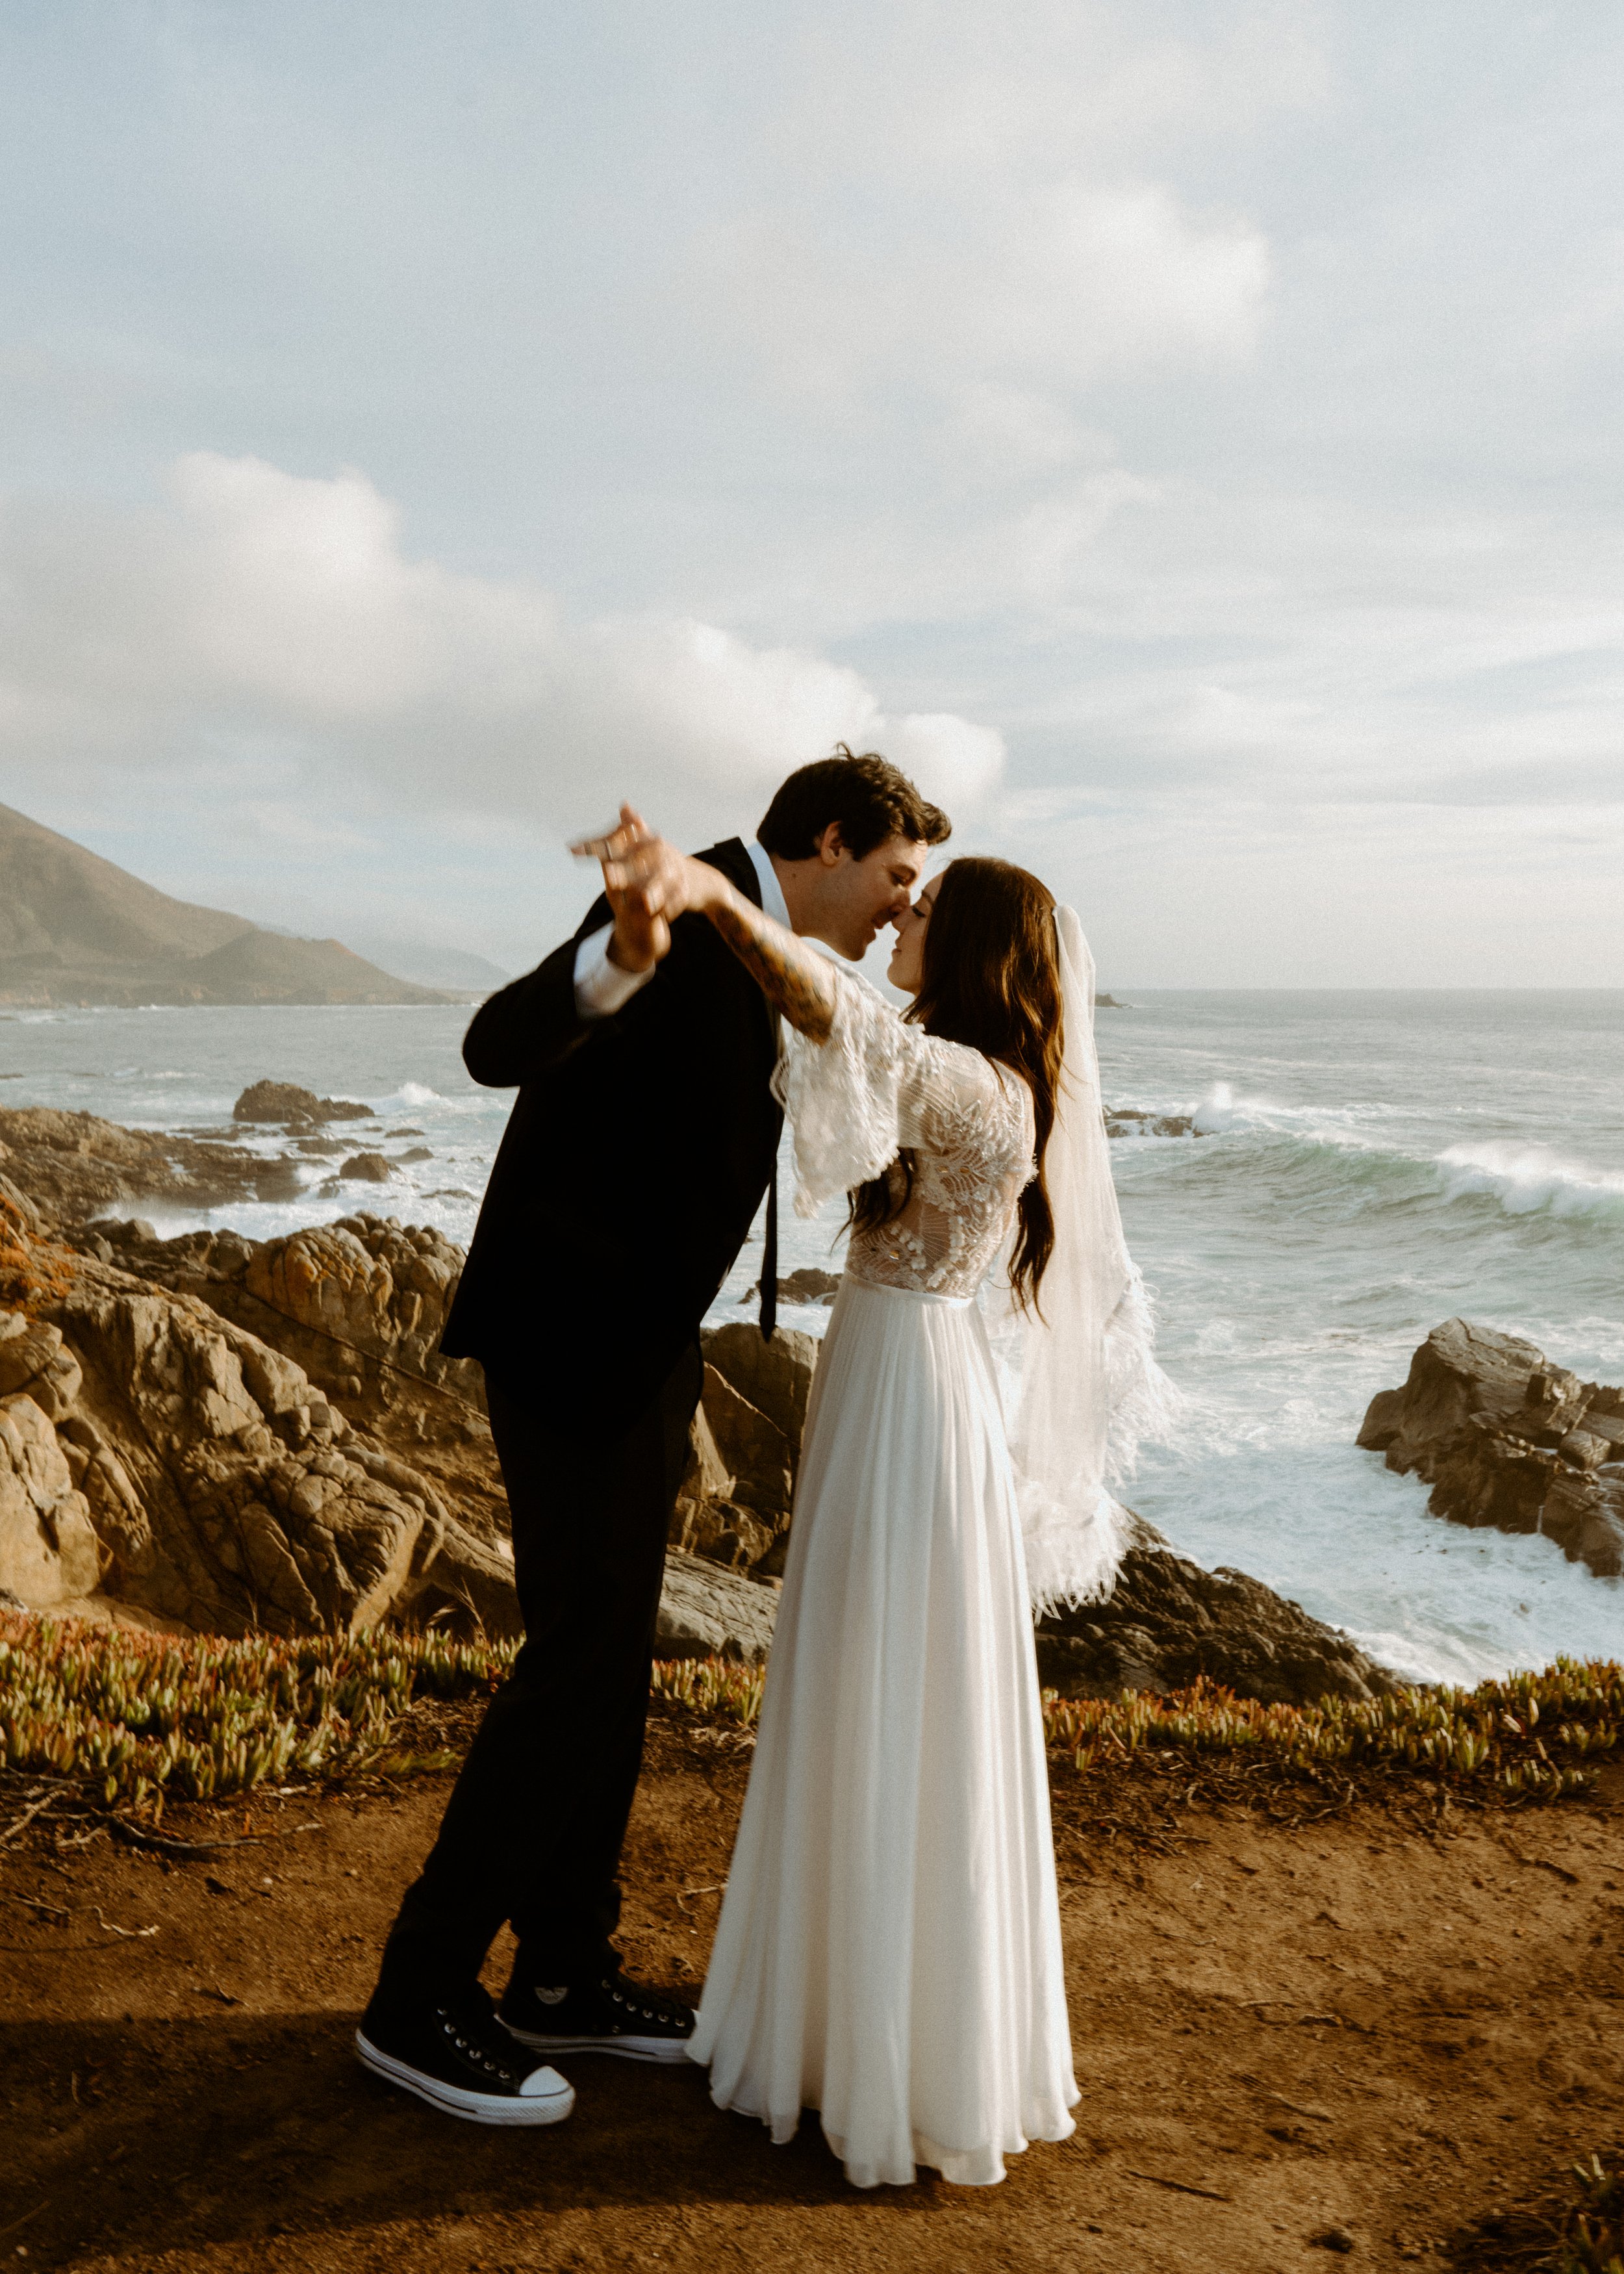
[{"xmin": 3, "ymin": 1722, "xmax": 1621, "ymax": 2272}]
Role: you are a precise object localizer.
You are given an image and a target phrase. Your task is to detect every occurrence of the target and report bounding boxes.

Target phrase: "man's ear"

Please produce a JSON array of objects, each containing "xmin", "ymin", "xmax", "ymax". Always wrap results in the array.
[{"xmin": 817, "ymin": 822, "xmax": 847, "ymax": 867}]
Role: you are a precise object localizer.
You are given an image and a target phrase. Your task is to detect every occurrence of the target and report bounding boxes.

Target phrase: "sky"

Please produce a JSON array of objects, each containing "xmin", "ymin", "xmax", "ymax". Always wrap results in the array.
[{"xmin": 1, "ymin": 1, "xmax": 1620, "ymax": 985}]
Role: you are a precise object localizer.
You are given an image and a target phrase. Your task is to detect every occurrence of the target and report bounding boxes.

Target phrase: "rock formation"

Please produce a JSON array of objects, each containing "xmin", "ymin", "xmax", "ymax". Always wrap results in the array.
[
  {"xmin": 0, "ymin": 1178, "xmax": 783, "ymax": 1661},
  {"xmin": 669, "ymin": 1325, "xmax": 815, "ymax": 1579},
  {"xmin": 656, "ymin": 1551, "xmax": 779, "ymax": 1663},
  {"xmin": 0, "ymin": 1101, "xmax": 1411, "ymax": 1695},
  {"xmin": 233, "ymin": 1081, "xmax": 375, "ymax": 1126},
  {"xmin": 1104, "ymin": 1108, "xmax": 1202, "ymax": 1140},
  {"xmin": 1034, "ymin": 1514, "xmax": 1397, "ymax": 1704},
  {"xmin": 1358, "ymin": 1318, "xmax": 1624, "ymax": 1579},
  {"xmin": 739, "ymin": 1267, "xmax": 843, "ymax": 1308},
  {"xmin": 139, "ymin": 1214, "xmax": 486, "ymax": 1414},
  {"xmin": 0, "ymin": 1106, "xmax": 301, "ymax": 1220},
  {"xmin": 0, "ymin": 1275, "xmax": 513, "ymax": 1638}
]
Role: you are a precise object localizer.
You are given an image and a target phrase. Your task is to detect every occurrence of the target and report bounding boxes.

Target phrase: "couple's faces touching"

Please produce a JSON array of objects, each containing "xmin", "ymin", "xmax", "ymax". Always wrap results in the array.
[
  {"xmin": 774, "ymin": 823, "xmax": 942, "ymax": 982},
  {"xmin": 787, "ymin": 824, "xmax": 930, "ymax": 961},
  {"xmin": 886, "ymin": 872, "xmax": 941, "ymax": 996}
]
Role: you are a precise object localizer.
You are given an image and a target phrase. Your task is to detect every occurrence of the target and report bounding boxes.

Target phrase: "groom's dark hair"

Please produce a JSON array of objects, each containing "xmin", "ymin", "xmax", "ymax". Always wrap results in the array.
[{"xmin": 757, "ymin": 746, "xmax": 951, "ymax": 862}]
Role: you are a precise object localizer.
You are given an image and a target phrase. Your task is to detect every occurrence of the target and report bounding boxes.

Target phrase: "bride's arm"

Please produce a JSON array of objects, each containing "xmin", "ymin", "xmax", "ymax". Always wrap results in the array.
[
  {"xmin": 576, "ymin": 819, "xmax": 837, "ymax": 1041},
  {"xmin": 698, "ymin": 874, "xmax": 837, "ymax": 1041}
]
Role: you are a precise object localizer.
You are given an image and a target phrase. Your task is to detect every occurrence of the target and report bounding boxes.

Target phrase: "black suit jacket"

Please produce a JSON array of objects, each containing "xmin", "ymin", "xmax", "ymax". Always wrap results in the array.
[{"xmin": 440, "ymin": 839, "xmax": 782, "ymax": 1435}]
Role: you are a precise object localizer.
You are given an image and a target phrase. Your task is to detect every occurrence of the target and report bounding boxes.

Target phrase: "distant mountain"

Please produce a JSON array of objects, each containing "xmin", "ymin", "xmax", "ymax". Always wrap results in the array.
[
  {"xmin": 0, "ymin": 803, "xmax": 457, "ymax": 1006},
  {"xmin": 344, "ymin": 936, "xmax": 511, "ymax": 993}
]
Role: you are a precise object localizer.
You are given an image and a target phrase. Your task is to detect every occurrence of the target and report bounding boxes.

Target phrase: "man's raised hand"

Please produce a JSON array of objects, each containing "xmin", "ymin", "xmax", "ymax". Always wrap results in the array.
[{"xmin": 570, "ymin": 803, "xmax": 705, "ymax": 974}]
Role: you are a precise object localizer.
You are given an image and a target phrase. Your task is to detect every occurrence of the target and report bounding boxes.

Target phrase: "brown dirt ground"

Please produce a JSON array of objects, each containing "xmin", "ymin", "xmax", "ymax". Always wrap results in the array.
[{"xmin": 2, "ymin": 1714, "xmax": 1621, "ymax": 2274}]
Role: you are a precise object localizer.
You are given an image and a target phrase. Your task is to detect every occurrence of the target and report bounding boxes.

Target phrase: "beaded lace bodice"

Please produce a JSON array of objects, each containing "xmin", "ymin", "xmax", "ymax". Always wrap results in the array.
[{"xmin": 775, "ymin": 966, "xmax": 1035, "ymax": 1300}]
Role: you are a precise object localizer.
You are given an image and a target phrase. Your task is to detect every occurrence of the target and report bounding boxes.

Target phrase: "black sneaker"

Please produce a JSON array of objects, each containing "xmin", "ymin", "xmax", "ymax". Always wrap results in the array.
[
  {"xmin": 500, "ymin": 1965, "xmax": 696, "ymax": 2065},
  {"xmin": 356, "ymin": 1982, "xmax": 576, "ymax": 2125}
]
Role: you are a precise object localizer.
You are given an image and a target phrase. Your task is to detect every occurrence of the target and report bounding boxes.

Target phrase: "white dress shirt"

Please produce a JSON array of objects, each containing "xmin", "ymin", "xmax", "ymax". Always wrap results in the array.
[{"xmin": 572, "ymin": 839, "xmax": 790, "ymax": 1018}]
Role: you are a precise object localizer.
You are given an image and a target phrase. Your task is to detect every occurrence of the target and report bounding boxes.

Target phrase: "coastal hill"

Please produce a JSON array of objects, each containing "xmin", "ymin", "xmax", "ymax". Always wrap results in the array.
[{"xmin": 0, "ymin": 801, "xmax": 455, "ymax": 1006}]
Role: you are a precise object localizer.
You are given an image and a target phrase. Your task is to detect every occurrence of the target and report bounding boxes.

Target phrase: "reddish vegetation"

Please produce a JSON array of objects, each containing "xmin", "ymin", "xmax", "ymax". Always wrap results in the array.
[{"xmin": 0, "ymin": 1198, "xmax": 75, "ymax": 1320}]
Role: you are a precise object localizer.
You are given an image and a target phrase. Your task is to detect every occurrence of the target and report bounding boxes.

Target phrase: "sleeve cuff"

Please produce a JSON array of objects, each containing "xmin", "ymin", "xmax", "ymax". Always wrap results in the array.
[{"xmin": 573, "ymin": 925, "xmax": 656, "ymax": 1018}]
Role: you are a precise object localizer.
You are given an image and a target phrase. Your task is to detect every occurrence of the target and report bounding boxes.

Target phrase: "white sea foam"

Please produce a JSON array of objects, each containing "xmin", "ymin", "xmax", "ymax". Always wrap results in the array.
[{"xmin": 1436, "ymin": 1139, "xmax": 1624, "ymax": 1224}]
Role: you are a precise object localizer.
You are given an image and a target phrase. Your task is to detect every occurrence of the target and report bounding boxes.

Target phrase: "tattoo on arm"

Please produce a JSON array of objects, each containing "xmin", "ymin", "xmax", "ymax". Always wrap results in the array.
[{"xmin": 709, "ymin": 893, "xmax": 837, "ymax": 1041}]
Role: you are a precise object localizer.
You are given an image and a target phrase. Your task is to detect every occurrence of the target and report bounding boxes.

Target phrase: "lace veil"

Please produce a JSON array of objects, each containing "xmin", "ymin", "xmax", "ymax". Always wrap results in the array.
[{"xmin": 995, "ymin": 906, "xmax": 1176, "ymax": 1613}]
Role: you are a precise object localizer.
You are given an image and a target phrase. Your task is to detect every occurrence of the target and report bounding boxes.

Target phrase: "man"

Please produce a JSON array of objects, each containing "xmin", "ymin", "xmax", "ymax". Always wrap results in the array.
[{"xmin": 357, "ymin": 747, "xmax": 950, "ymax": 2125}]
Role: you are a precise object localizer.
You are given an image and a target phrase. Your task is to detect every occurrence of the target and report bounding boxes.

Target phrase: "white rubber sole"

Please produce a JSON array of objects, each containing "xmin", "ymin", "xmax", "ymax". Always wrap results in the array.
[
  {"xmin": 355, "ymin": 2031, "xmax": 576, "ymax": 2125},
  {"xmin": 503, "ymin": 2025, "xmax": 695, "ymax": 2066}
]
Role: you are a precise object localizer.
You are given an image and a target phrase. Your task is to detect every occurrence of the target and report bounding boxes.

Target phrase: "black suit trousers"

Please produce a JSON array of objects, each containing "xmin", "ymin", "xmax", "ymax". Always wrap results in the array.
[{"xmin": 379, "ymin": 1339, "xmax": 705, "ymax": 1995}]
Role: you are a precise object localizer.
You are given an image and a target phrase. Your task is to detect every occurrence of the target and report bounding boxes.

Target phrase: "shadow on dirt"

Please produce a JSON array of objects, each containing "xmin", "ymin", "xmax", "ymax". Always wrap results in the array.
[{"xmin": 5, "ymin": 2010, "xmax": 950, "ymax": 2263}]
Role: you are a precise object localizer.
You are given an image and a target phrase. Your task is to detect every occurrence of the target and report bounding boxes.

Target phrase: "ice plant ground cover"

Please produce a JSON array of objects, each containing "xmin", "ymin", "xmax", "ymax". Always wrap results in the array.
[
  {"xmin": 1454, "ymin": 2147, "xmax": 1624, "ymax": 2273},
  {"xmin": 1, "ymin": 1609, "xmax": 1619, "ymax": 1821}
]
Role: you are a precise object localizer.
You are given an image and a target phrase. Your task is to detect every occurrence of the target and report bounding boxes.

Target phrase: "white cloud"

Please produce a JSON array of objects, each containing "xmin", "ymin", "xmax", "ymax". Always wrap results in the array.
[
  {"xmin": 691, "ymin": 178, "xmax": 1271, "ymax": 409},
  {"xmin": 0, "ymin": 452, "xmax": 1004, "ymax": 833}
]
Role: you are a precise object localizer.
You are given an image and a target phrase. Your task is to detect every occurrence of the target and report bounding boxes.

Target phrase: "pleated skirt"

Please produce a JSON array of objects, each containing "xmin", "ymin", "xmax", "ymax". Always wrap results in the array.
[{"xmin": 688, "ymin": 1275, "xmax": 1078, "ymax": 2188}]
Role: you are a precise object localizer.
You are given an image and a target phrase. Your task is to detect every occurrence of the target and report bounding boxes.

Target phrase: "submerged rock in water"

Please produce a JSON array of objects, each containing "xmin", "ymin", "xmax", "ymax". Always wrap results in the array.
[
  {"xmin": 1358, "ymin": 1318, "xmax": 1624, "ymax": 1580},
  {"xmin": 1035, "ymin": 1514, "xmax": 1398, "ymax": 1705},
  {"xmin": 1104, "ymin": 1107, "xmax": 1201, "ymax": 1140},
  {"xmin": 233, "ymin": 1080, "xmax": 375, "ymax": 1126},
  {"xmin": 739, "ymin": 1267, "xmax": 843, "ymax": 1307},
  {"xmin": 0, "ymin": 1104, "xmax": 301, "ymax": 1220},
  {"xmin": 336, "ymin": 1151, "xmax": 394, "ymax": 1183}
]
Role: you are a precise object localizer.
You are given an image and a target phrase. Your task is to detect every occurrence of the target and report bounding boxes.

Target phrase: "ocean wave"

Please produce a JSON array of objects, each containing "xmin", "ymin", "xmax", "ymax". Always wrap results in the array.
[
  {"xmin": 1189, "ymin": 1080, "xmax": 1399, "ymax": 1144},
  {"xmin": 1436, "ymin": 1140, "xmax": 1624, "ymax": 1225},
  {"xmin": 1124, "ymin": 1085, "xmax": 1624, "ymax": 1233}
]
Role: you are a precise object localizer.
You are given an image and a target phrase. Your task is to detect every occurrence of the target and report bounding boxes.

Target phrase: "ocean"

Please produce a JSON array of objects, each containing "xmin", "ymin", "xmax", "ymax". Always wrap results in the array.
[{"xmin": 4, "ymin": 988, "xmax": 1620, "ymax": 1685}]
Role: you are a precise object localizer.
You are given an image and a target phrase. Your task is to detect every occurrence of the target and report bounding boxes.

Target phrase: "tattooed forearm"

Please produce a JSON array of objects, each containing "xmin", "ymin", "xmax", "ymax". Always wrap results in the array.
[{"xmin": 708, "ymin": 889, "xmax": 837, "ymax": 1041}]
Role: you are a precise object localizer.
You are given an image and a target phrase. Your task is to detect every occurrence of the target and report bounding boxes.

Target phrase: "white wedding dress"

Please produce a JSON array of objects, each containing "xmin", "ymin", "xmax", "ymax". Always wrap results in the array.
[{"xmin": 688, "ymin": 966, "xmax": 1082, "ymax": 2188}]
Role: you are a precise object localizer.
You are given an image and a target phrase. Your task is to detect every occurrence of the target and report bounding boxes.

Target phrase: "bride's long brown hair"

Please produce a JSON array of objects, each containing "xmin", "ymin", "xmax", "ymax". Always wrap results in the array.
[{"xmin": 848, "ymin": 856, "xmax": 1065, "ymax": 1311}]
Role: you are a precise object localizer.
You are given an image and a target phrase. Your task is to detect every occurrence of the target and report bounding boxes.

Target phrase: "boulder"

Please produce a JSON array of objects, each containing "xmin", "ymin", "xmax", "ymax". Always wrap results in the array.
[
  {"xmin": 1358, "ymin": 1320, "xmax": 1624, "ymax": 1579},
  {"xmin": 668, "ymin": 1498, "xmax": 777, "ymax": 1574},
  {"xmin": 699, "ymin": 1364, "xmax": 794, "ymax": 1522},
  {"xmin": 0, "ymin": 1392, "xmax": 102, "ymax": 1607},
  {"xmin": 670, "ymin": 1328, "xmax": 817, "ymax": 1579},
  {"xmin": 669, "ymin": 1401, "xmax": 739, "ymax": 1563},
  {"xmin": 338, "ymin": 1152, "xmax": 394, "ymax": 1183},
  {"xmin": 702, "ymin": 1322, "xmax": 818, "ymax": 1453},
  {"xmin": 1035, "ymin": 1515, "xmax": 1398, "ymax": 1706},
  {"xmin": 233, "ymin": 1081, "xmax": 375, "ymax": 1125},
  {"xmin": 655, "ymin": 1549, "xmax": 779, "ymax": 1663}
]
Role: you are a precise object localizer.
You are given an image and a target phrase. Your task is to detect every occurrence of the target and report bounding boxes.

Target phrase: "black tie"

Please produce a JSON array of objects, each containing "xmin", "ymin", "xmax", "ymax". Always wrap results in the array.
[{"xmin": 759, "ymin": 1156, "xmax": 778, "ymax": 1343}]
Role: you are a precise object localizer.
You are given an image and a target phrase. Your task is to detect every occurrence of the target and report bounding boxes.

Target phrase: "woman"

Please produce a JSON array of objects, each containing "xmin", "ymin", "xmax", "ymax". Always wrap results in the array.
[{"xmin": 594, "ymin": 834, "xmax": 1163, "ymax": 2188}]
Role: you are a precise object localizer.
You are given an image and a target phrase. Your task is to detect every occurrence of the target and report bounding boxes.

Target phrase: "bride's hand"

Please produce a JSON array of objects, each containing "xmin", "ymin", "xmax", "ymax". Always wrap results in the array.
[{"xmin": 571, "ymin": 805, "xmax": 732, "ymax": 971}]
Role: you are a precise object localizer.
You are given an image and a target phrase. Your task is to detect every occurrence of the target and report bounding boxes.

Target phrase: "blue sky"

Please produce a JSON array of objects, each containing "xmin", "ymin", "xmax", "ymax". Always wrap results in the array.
[{"xmin": 1, "ymin": 2, "xmax": 1620, "ymax": 982}]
